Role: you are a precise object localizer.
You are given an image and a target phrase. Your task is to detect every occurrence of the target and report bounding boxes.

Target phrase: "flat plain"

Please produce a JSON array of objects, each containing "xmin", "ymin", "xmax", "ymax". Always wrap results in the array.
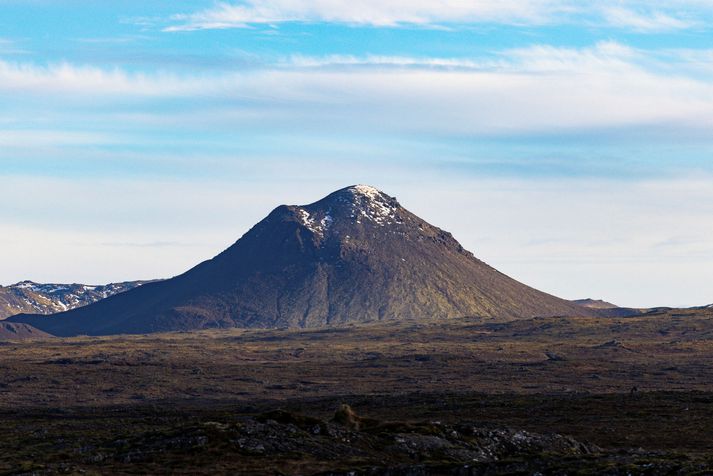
[{"xmin": 2, "ymin": 307, "xmax": 713, "ymax": 474}]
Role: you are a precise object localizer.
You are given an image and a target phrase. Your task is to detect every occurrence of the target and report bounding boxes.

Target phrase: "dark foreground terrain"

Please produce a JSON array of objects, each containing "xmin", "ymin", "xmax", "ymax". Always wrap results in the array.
[
  {"xmin": 2, "ymin": 307, "xmax": 713, "ymax": 474},
  {"xmin": 5, "ymin": 393, "xmax": 713, "ymax": 475}
]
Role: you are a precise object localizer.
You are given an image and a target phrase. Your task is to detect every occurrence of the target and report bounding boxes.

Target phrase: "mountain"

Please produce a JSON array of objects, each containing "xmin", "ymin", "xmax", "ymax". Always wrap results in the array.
[
  {"xmin": 10, "ymin": 185, "xmax": 594, "ymax": 336},
  {"xmin": 0, "ymin": 322, "xmax": 51, "ymax": 340},
  {"xmin": 572, "ymin": 298, "xmax": 650, "ymax": 317},
  {"xmin": 0, "ymin": 280, "xmax": 154, "ymax": 320}
]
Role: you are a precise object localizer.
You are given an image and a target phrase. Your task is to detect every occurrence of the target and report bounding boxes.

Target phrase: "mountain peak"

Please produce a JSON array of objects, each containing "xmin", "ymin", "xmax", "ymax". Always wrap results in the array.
[
  {"xmin": 12, "ymin": 281, "xmax": 39, "ymax": 289},
  {"xmin": 313, "ymin": 184, "xmax": 393, "ymax": 204},
  {"xmin": 296, "ymin": 185, "xmax": 402, "ymax": 232},
  {"xmin": 346, "ymin": 184, "xmax": 384, "ymax": 198}
]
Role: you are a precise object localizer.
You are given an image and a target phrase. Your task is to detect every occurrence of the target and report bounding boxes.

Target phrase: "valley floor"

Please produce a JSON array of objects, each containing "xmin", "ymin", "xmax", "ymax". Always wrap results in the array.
[{"xmin": 1, "ymin": 308, "xmax": 713, "ymax": 474}]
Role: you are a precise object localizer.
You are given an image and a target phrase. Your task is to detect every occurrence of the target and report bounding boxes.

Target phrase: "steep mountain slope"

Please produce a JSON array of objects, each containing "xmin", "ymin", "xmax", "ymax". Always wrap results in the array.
[
  {"xmin": 0, "ymin": 281, "xmax": 153, "ymax": 320},
  {"xmin": 10, "ymin": 185, "xmax": 593, "ymax": 336}
]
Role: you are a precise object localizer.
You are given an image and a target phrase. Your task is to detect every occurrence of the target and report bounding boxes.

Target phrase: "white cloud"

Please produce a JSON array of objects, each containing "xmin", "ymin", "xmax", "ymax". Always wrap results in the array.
[
  {"xmin": 601, "ymin": 6, "xmax": 695, "ymax": 31},
  {"xmin": 0, "ymin": 60, "xmax": 211, "ymax": 96},
  {"xmin": 164, "ymin": 0, "xmax": 712, "ymax": 31},
  {"xmin": 286, "ymin": 54, "xmax": 486, "ymax": 70},
  {"xmin": 165, "ymin": 0, "xmax": 572, "ymax": 31},
  {"xmin": 2, "ymin": 43, "xmax": 713, "ymax": 141}
]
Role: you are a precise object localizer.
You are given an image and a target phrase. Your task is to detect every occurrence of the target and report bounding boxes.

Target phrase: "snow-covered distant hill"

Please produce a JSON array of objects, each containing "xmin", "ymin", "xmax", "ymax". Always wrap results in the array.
[{"xmin": 0, "ymin": 280, "xmax": 155, "ymax": 319}]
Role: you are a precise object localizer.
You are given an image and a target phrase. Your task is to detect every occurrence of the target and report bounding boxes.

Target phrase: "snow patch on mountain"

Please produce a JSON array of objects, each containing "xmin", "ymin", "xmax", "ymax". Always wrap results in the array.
[
  {"xmin": 297, "ymin": 208, "xmax": 334, "ymax": 236},
  {"xmin": 345, "ymin": 185, "xmax": 401, "ymax": 226}
]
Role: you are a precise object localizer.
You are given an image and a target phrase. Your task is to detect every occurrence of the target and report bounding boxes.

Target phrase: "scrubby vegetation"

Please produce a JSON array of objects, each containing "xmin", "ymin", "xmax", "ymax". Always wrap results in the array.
[{"xmin": 1, "ymin": 308, "xmax": 713, "ymax": 473}]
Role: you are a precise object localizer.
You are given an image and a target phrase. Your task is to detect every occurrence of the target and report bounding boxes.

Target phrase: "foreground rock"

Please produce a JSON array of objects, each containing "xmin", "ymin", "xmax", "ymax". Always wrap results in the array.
[
  {"xmin": 22, "ymin": 405, "xmax": 708, "ymax": 475},
  {"xmin": 66, "ymin": 407, "xmax": 600, "ymax": 474}
]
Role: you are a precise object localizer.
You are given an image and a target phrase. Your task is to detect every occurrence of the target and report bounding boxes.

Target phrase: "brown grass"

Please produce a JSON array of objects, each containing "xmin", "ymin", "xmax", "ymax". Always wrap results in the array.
[{"xmin": 2, "ymin": 308, "xmax": 713, "ymax": 409}]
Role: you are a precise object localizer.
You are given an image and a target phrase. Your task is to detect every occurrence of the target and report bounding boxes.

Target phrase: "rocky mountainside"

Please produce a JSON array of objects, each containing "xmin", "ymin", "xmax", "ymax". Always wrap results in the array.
[
  {"xmin": 10, "ymin": 185, "xmax": 594, "ymax": 336},
  {"xmin": 0, "ymin": 281, "xmax": 153, "ymax": 320}
]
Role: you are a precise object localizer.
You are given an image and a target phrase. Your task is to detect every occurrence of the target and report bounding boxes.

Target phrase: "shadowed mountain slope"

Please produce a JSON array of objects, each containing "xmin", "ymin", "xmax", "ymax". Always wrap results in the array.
[{"xmin": 10, "ymin": 185, "xmax": 593, "ymax": 336}]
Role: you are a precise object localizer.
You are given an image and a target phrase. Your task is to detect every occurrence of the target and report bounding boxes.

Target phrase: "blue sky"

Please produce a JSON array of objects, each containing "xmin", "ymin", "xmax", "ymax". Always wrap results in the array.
[{"xmin": 1, "ymin": 0, "xmax": 712, "ymax": 307}]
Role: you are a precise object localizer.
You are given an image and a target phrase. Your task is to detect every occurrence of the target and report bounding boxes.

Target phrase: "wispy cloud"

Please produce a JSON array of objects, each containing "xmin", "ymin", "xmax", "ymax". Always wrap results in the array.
[
  {"xmin": 73, "ymin": 35, "xmax": 151, "ymax": 45},
  {"xmin": 601, "ymin": 7, "xmax": 695, "ymax": 32},
  {"xmin": 0, "ymin": 38, "xmax": 29, "ymax": 55},
  {"xmin": 285, "ymin": 54, "xmax": 486, "ymax": 70},
  {"xmin": 164, "ymin": 0, "xmax": 711, "ymax": 31},
  {"xmin": 0, "ymin": 130, "xmax": 115, "ymax": 147},
  {"xmin": 165, "ymin": 0, "xmax": 575, "ymax": 31},
  {"xmin": 0, "ymin": 60, "xmax": 216, "ymax": 96},
  {"xmin": 2, "ymin": 43, "xmax": 713, "ymax": 137}
]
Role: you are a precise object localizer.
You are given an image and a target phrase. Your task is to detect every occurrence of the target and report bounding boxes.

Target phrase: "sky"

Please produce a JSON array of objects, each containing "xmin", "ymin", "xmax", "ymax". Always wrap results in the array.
[{"xmin": 1, "ymin": 0, "xmax": 712, "ymax": 308}]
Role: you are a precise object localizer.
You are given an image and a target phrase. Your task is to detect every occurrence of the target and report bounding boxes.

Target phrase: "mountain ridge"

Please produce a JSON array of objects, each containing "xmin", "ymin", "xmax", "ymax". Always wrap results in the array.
[{"xmin": 0, "ymin": 280, "xmax": 155, "ymax": 320}]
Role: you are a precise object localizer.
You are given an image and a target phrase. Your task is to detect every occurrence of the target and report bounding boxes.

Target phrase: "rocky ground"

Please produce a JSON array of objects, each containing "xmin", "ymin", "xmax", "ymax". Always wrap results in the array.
[
  {"xmin": 3, "ymin": 397, "xmax": 713, "ymax": 475},
  {"xmin": 2, "ymin": 307, "xmax": 713, "ymax": 474}
]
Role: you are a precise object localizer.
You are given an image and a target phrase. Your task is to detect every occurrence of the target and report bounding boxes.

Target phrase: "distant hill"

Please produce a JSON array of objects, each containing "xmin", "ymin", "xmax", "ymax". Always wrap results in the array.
[
  {"xmin": 572, "ymin": 298, "xmax": 661, "ymax": 318},
  {"xmin": 572, "ymin": 298, "xmax": 620, "ymax": 309},
  {"xmin": 10, "ymin": 185, "xmax": 596, "ymax": 336},
  {"xmin": 0, "ymin": 280, "xmax": 154, "ymax": 320},
  {"xmin": 0, "ymin": 322, "xmax": 51, "ymax": 340}
]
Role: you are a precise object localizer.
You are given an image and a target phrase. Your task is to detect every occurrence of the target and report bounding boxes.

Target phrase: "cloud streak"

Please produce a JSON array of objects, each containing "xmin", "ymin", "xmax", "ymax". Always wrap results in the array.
[
  {"xmin": 3, "ymin": 43, "xmax": 713, "ymax": 138},
  {"xmin": 0, "ymin": 38, "xmax": 23, "ymax": 53},
  {"xmin": 0, "ymin": 60, "xmax": 214, "ymax": 97},
  {"xmin": 601, "ymin": 7, "xmax": 696, "ymax": 32},
  {"xmin": 164, "ymin": 0, "xmax": 706, "ymax": 31},
  {"xmin": 165, "ymin": 0, "xmax": 573, "ymax": 31}
]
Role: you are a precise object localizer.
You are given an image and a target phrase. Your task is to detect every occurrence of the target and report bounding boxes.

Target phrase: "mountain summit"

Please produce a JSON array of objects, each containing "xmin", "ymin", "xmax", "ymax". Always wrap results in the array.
[{"xmin": 10, "ymin": 185, "xmax": 591, "ymax": 336}]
